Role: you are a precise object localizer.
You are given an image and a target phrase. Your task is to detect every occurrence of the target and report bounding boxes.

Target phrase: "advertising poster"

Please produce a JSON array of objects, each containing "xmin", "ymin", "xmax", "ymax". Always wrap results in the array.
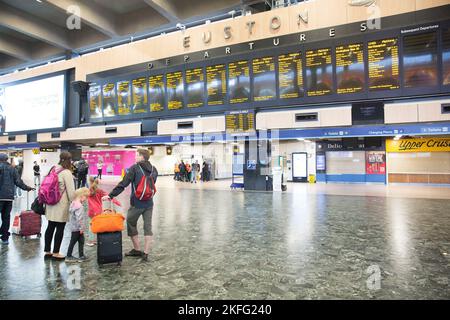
[{"xmin": 366, "ymin": 151, "xmax": 386, "ymax": 174}]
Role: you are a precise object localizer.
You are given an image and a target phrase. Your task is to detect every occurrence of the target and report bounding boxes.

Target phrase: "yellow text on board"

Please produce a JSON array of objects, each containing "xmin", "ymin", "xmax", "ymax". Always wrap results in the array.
[{"xmin": 386, "ymin": 138, "xmax": 450, "ymax": 153}]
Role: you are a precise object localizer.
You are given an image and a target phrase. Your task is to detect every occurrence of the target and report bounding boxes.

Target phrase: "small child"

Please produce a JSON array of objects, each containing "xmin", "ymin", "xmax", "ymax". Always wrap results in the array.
[
  {"xmin": 86, "ymin": 177, "xmax": 107, "ymax": 246},
  {"xmin": 66, "ymin": 187, "xmax": 90, "ymax": 263}
]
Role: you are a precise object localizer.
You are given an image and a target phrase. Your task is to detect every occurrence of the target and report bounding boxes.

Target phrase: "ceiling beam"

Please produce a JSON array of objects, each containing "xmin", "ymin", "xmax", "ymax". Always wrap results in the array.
[
  {"xmin": 0, "ymin": 3, "xmax": 71, "ymax": 50},
  {"xmin": 45, "ymin": 0, "xmax": 118, "ymax": 38},
  {"xmin": 0, "ymin": 33, "xmax": 32, "ymax": 61},
  {"xmin": 143, "ymin": 0, "xmax": 179, "ymax": 23}
]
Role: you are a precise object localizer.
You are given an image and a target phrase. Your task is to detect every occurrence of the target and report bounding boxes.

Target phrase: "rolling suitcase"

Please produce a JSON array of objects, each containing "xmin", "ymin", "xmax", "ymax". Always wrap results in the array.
[
  {"xmin": 97, "ymin": 231, "xmax": 122, "ymax": 266},
  {"xmin": 13, "ymin": 192, "xmax": 42, "ymax": 239}
]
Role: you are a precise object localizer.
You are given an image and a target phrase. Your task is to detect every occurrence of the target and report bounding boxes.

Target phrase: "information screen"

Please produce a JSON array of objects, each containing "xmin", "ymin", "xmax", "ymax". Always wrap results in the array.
[
  {"xmin": 102, "ymin": 82, "xmax": 116, "ymax": 117},
  {"xmin": 305, "ymin": 48, "xmax": 333, "ymax": 96},
  {"xmin": 292, "ymin": 153, "xmax": 308, "ymax": 181},
  {"xmin": 117, "ymin": 80, "xmax": 131, "ymax": 115},
  {"xmin": 444, "ymin": 28, "xmax": 450, "ymax": 86},
  {"xmin": 185, "ymin": 68, "xmax": 205, "ymax": 108},
  {"xmin": 278, "ymin": 52, "xmax": 304, "ymax": 99},
  {"xmin": 228, "ymin": 60, "xmax": 250, "ymax": 104},
  {"xmin": 403, "ymin": 32, "xmax": 438, "ymax": 88},
  {"xmin": 206, "ymin": 64, "xmax": 226, "ymax": 105},
  {"xmin": 166, "ymin": 71, "xmax": 184, "ymax": 110},
  {"xmin": 148, "ymin": 74, "xmax": 165, "ymax": 112},
  {"xmin": 252, "ymin": 56, "xmax": 276, "ymax": 101},
  {"xmin": 225, "ymin": 110, "xmax": 255, "ymax": 135},
  {"xmin": 132, "ymin": 77, "xmax": 148, "ymax": 113},
  {"xmin": 89, "ymin": 84, "xmax": 102, "ymax": 119},
  {"xmin": 336, "ymin": 43, "xmax": 365, "ymax": 94},
  {"xmin": 368, "ymin": 38, "xmax": 400, "ymax": 91}
]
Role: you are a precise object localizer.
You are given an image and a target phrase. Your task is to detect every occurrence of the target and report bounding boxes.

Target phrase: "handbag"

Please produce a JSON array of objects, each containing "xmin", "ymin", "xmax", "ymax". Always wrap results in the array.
[{"xmin": 31, "ymin": 197, "xmax": 46, "ymax": 215}]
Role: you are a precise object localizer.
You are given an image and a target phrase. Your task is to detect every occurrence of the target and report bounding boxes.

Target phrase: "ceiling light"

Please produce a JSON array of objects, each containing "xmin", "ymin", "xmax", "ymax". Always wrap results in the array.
[
  {"xmin": 95, "ymin": 143, "xmax": 109, "ymax": 146},
  {"xmin": 36, "ymin": 0, "xmax": 43, "ymax": 3}
]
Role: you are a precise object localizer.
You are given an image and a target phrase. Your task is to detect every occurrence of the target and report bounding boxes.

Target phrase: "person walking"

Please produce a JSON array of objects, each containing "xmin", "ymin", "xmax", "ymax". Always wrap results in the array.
[
  {"xmin": 96, "ymin": 160, "xmax": 103, "ymax": 180},
  {"xmin": 44, "ymin": 152, "xmax": 76, "ymax": 260},
  {"xmin": 33, "ymin": 161, "xmax": 41, "ymax": 188},
  {"xmin": 107, "ymin": 149, "xmax": 158, "ymax": 262},
  {"xmin": 191, "ymin": 160, "xmax": 199, "ymax": 184},
  {"xmin": 179, "ymin": 160, "xmax": 186, "ymax": 182},
  {"xmin": 77, "ymin": 159, "xmax": 89, "ymax": 188},
  {"xmin": 15, "ymin": 160, "xmax": 24, "ymax": 197},
  {"xmin": 0, "ymin": 153, "xmax": 34, "ymax": 245}
]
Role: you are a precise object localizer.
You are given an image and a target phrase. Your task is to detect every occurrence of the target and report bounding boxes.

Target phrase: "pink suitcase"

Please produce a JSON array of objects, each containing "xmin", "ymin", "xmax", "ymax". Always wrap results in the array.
[{"xmin": 13, "ymin": 192, "xmax": 42, "ymax": 238}]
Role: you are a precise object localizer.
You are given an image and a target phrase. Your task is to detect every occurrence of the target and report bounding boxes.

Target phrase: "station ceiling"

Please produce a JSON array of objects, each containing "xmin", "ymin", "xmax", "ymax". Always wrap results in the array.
[{"xmin": 0, "ymin": 0, "xmax": 276, "ymax": 76}]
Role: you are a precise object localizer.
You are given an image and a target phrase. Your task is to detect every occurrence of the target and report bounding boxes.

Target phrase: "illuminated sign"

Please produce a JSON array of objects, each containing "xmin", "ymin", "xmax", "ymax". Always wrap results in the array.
[{"xmin": 386, "ymin": 138, "xmax": 450, "ymax": 152}]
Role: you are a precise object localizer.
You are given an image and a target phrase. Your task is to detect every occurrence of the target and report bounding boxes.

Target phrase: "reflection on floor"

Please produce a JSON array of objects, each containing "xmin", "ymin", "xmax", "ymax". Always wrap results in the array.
[{"xmin": 0, "ymin": 177, "xmax": 449, "ymax": 299}]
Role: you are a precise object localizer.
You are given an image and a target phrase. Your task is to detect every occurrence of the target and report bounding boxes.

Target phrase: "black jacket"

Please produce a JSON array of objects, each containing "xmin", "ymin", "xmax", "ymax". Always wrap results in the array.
[
  {"xmin": 0, "ymin": 161, "xmax": 32, "ymax": 200},
  {"xmin": 109, "ymin": 161, "xmax": 158, "ymax": 209}
]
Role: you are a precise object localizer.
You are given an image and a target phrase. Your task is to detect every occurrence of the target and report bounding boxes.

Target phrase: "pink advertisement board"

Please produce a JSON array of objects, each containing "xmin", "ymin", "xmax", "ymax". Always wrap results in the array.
[{"xmin": 82, "ymin": 150, "xmax": 136, "ymax": 176}]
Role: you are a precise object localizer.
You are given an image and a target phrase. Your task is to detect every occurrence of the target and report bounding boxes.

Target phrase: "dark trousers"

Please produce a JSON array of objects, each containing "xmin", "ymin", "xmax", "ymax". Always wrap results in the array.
[
  {"xmin": 97, "ymin": 169, "xmax": 102, "ymax": 179},
  {"xmin": 67, "ymin": 231, "xmax": 84, "ymax": 257},
  {"xmin": 77, "ymin": 175, "xmax": 87, "ymax": 188},
  {"xmin": 44, "ymin": 221, "xmax": 66, "ymax": 253},
  {"xmin": 0, "ymin": 201, "xmax": 13, "ymax": 241}
]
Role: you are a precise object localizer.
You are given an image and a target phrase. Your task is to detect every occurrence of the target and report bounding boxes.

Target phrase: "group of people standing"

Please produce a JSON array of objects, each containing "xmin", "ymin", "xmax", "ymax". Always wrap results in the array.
[{"xmin": 174, "ymin": 160, "xmax": 211, "ymax": 183}]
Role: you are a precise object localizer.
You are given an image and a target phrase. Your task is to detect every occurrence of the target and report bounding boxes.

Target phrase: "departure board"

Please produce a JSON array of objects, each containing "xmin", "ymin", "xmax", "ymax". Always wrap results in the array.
[
  {"xmin": 206, "ymin": 64, "xmax": 226, "ymax": 105},
  {"xmin": 228, "ymin": 60, "xmax": 250, "ymax": 104},
  {"xmin": 305, "ymin": 48, "xmax": 333, "ymax": 96},
  {"xmin": 117, "ymin": 80, "xmax": 131, "ymax": 115},
  {"xmin": 252, "ymin": 56, "xmax": 276, "ymax": 101},
  {"xmin": 132, "ymin": 77, "xmax": 148, "ymax": 113},
  {"xmin": 225, "ymin": 110, "xmax": 255, "ymax": 135},
  {"xmin": 89, "ymin": 85, "xmax": 102, "ymax": 119},
  {"xmin": 102, "ymin": 83, "xmax": 116, "ymax": 117},
  {"xmin": 185, "ymin": 68, "xmax": 205, "ymax": 108},
  {"xmin": 148, "ymin": 75, "xmax": 164, "ymax": 112},
  {"xmin": 368, "ymin": 38, "xmax": 400, "ymax": 91},
  {"xmin": 166, "ymin": 71, "xmax": 184, "ymax": 110},
  {"xmin": 336, "ymin": 43, "xmax": 365, "ymax": 94},
  {"xmin": 444, "ymin": 28, "xmax": 450, "ymax": 86},
  {"xmin": 278, "ymin": 52, "xmax": 304, "ymax": 99},
  {"xmin": 404, "ymin": 32, "xmax": 438, "ymax": 88}
]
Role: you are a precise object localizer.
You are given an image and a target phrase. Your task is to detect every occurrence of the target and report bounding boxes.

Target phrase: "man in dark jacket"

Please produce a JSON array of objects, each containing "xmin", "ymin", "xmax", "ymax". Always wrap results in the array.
[
  {"xmin": 0, "ymin": 153, "xmax": 34, "ymax": 244},
  {"xmin": 107, "ymin": 149, "xmax": 158, "ymax": 262},
  {"xmin": 77, "ymin": 159, "xmax": 89, "ymax": 188}
]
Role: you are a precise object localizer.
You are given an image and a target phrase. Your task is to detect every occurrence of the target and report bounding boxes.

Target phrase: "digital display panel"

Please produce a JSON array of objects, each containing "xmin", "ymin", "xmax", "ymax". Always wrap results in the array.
[
  {"xmin": 185, "ymin": 67, "xmax": 204, "ymax": 108},
  {"xmin": 252, "ymin": 56, "xmax": 276, "ymax": 101},
  {"xmin": 89, "ymin": 84, "xmax": 102, "ymax": 119},
  {"xmin": 403, "ymin": 32, "xmax": 438, "ymax": 88},
  {"xmin": 442, "ymin": 28, "xmax": 450, "ymax": 86},
  {"xmin": 305, "ymin": 48, "xmax": 333, "ymax": 96},
  {"xmin": 132, "ymin": 77, "xmax": 148, "ymax": 113},
  {"xmin": 148, "ymin": 74, "xmax": 165, "ymax": 112},
  {"xmin": 293, "ymin": 153, "xmax": 308, "ymax": 181},
  {"xmin": 225, "ymin": 110, "xmax": 255, "ymax": 135},
  {"xmin": 206, "ymin": 64, "xmax": 226, "ymax": 105},
  {"xmin": 336, "ymin": 43, "xmax": 365, "ymax": 94},
  {"xmin": 228, "ymin": 60, "xmax": 250, "ymax": 104},
  {"xmin": 117, "ymin": 80, "xmax": 131, "ymax": 115},
  {"xmin": 166, "ymin": 71, "xmax": 184, "ymax": 110},
  {"xmin": 368, "ymin": 38, "xmax": 400, "ymax": 91},
  {"xmin": 278, "ymin": 52, "xmax": 304, "ymax": 99},
  {"xmin": 102, "ymin": 82, "xmax": 116, "ymax": 117}
]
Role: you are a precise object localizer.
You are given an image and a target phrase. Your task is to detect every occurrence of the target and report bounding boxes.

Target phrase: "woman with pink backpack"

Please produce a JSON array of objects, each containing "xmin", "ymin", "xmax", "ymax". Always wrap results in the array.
[{"xmin": 42, "ymin": 152, "xmax": 76, "ymax": 260}]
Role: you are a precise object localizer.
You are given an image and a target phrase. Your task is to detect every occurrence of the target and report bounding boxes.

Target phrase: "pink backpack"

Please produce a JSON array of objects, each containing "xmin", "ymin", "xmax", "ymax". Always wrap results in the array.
[{"xmin": 38, "ymin": 167, "xmax": 65, "ymax": 205}]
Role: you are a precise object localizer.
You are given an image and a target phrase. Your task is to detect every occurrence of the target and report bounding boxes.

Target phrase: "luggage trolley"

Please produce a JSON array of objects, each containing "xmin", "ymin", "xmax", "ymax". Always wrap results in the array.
[{"xmin": 230, "ymin": 153, "xmax": 244, "ymax": 190}]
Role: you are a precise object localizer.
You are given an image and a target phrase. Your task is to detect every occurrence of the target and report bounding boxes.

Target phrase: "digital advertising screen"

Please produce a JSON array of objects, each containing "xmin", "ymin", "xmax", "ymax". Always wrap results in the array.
[
  {"xmin": 102, "ymin": 82, "xmax": 116, "ymax": 117},
  {"xmin": 368, "ymin": 38, "xmax": 400, "ymax": 91},
  {"xmin": 442, "ymin": 28, "xmax": 450, "ymax": 86},
  {"xmin": 0, "ymin": 74, "xmax": 66, "ymax": 133},
  {"xmin": 185, "ymin": 67, "xmax": 205, "ymax": 108},
  {"xmin": 252, "ymin": 56, "xmax": 276, "ymax": 101},
  {"xmin": 403, "ymin": 32, "xmax": 438, "ymax": 88},
  {"xmin": 336, "ymin": 43, "xmax": 365, "ymax": 94},
  {"xmin": 278, "ymin": 52, "xmax": 304, "ymax": 99},
  {"xmin": 206, "ymin": 64, "xmax": 226, "ymax": 106},
  {"xmin": 305, "ymin": 48, "xmax": 333, "ymax": 96},
  {"xmin": 117, "ymin": 80, "xmax": 131, "ymax": 115},
  {"xmin": 148, "ymin": 74, "xmax": 165, "ymax": 112},
  {"xmin": 166, "ymin": 71, "xmax": 184, "ymax": 110},
  {"xmin": 292, "ymin": 152, "xmax": 308, "ymax": 182},
  {"xmin": 132, "ymin": 77, "xmax": 148, "ymax": 113},
  {"xmin": 228, "ymin": 60, "xmax": 250, "ymax": 104},
  {"xmin": 89, "ymin": 84, "xmax": 102, "ymax": 119}
]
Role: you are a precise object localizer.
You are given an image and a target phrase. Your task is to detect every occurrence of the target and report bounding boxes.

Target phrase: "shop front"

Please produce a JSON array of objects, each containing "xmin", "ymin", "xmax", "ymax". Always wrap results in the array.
[{"xmin": 386, "ymin": 137, "xmax": 450, "ymax": 185}]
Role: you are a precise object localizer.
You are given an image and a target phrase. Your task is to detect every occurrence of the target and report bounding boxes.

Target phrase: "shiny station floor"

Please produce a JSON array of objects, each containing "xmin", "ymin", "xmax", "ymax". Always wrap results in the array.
[{"xmin": 0, "ymin": 177, "xmax": 449, "ymax": 299}]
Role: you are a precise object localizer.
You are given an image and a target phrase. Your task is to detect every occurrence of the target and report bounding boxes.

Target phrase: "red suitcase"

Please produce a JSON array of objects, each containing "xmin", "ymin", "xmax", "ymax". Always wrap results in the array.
[{"xmin": 13, "ymin": 192, "xmax": 42, "ymax": 238}]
